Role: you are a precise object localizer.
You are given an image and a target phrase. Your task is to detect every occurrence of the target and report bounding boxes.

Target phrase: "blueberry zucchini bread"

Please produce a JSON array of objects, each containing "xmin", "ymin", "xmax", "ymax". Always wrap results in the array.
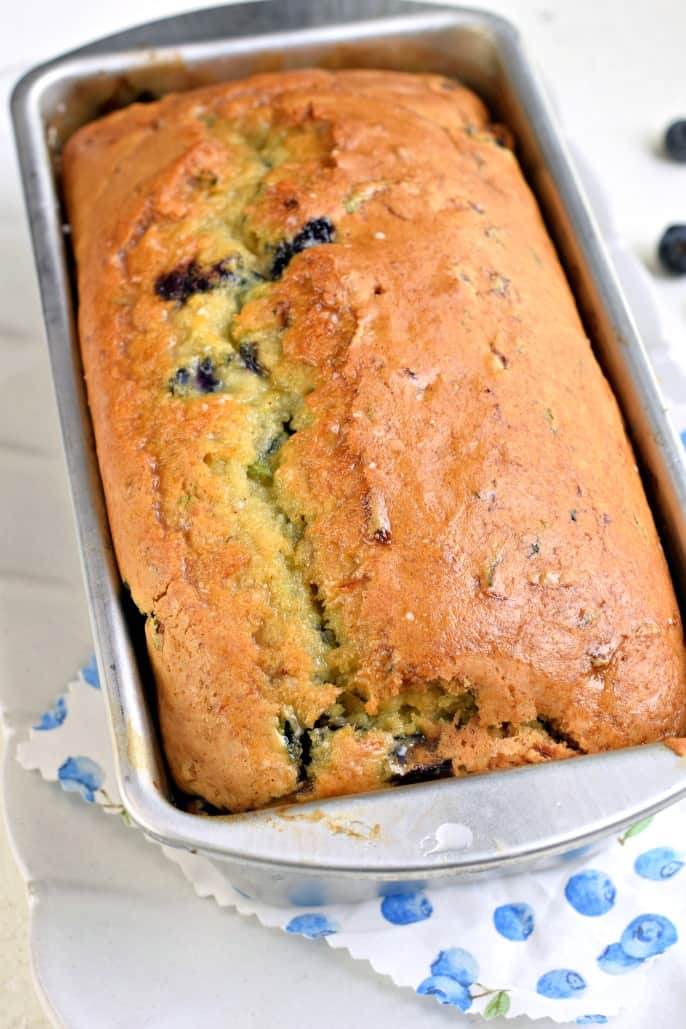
[{"xmin": 63, "ymin": 69, "xmax": 686, "ymax": 812}]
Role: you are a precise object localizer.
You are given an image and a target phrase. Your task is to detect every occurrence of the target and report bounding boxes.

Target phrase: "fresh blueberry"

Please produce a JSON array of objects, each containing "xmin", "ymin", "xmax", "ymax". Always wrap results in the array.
[
  {"xmin": 596, "ymin": 942, "xmax": 644, "ymax": 975},
  {"xmin": 34, "ymin": 695, "xmax": 67, "ymax": 730},
  {"xmin": 430, "ymin": 947, "xmax": 479, "ymax": 986},
  {"xmin": 493, "ymin": 902, "xmax": 534, "ymax": 941},
  {"xmin": 285, "ymin": 913, "xmax": 338, "ymax": 939},
  {"xmin": 271, "ymin": 217, "xmax": 335, "ymax": 278},
  {"xmin": 620, "ymin": 914, "xmax": 678, "ymax": 959},
  {"xmin": 665, "ymin": 119, "xmax": 686, "ymax": 161},
  {"xmin": 380, "ymin": 890, "xmax": 433, "ymax": 925},
  {"xmin": 565, "ymin": 870, "xmax": 616, "ymax": 916},
  {"xmin": 417, "ymin": 975, "xmax": 472, "ymax": 1010},
  {"xmin": 658, "ymin": 225, "xmax": 686, "ymax": 275},
  {"xmin": 635, "ymin": 847, "xmax": 684, "ymax": 881},
  {"xmin": 576, "ymin": 1018, "xmax": 608, "ymax": 1025},
  {"xmin": 536, "ymin": 969, "xmax": 587, "ymax": 999},
  {"xmin": 57, "ymin": 755, "xmax": 105, "ymax": 803}
]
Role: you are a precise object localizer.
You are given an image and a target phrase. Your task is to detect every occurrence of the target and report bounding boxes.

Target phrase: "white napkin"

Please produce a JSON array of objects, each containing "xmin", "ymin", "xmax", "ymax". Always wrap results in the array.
[{"xmin": 17, "ymin": 663, "xmax": 686, "ymax": 1024}]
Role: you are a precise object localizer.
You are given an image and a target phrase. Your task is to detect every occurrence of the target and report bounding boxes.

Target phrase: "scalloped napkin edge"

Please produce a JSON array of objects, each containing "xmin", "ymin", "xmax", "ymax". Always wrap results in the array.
[{"xmin": 16, "ymin": 665, "xmax": 686, "ymax": 1025}]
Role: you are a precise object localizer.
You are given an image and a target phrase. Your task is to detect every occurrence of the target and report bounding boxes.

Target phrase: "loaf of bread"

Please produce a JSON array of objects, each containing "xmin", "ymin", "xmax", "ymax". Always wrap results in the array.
[{"xmin": 63, "ymin": 69, "xmax": 686, "ymax": 813}]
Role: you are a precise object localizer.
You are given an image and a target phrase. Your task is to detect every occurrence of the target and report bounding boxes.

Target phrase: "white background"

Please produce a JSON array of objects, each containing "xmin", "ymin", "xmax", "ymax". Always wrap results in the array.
[{"xmin": 1, "ymin": 0, "xmax": 685, "ymax": 1026}]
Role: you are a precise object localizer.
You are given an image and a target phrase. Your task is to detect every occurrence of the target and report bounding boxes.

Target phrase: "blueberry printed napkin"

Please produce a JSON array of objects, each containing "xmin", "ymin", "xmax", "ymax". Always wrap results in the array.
[{"xmin": 17, "ymin": 661, "xmax": 686, "ymax": 1024}]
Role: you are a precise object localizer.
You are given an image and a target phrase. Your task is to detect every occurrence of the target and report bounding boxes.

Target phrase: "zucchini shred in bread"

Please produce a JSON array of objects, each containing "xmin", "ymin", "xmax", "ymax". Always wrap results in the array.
[{"xmin": 63, "ymin": 69, "xmax": 686, "ymax": 813}]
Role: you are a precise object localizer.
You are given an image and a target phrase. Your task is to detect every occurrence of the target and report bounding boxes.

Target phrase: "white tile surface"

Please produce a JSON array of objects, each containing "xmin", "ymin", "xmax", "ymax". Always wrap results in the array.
[{"xmin": 1, "ymin": 0, "xmax": 685, "ymax": 1026}]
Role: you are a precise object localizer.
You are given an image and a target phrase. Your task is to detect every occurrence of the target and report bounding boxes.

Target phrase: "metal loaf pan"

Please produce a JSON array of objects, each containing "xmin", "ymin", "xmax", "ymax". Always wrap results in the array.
[{"xmin": 11, "ymin": 0, "xmax": 686, "ymax": 904}]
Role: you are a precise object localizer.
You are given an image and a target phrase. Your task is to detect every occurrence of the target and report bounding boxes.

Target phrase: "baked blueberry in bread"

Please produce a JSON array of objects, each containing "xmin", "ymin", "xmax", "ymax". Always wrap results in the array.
[{"xmin": 63, "ymin": 70, "xmax": 686, "ymax": 812}]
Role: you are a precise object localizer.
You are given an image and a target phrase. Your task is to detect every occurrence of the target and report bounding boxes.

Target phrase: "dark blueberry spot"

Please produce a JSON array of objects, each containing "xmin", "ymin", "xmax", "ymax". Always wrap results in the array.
[
  {"xmin": 373, "ymin": 527, "xmax": 392, "ymax": 544},
  {"xmin": 135, "ymin": 89, "xmax": 158, "ymax": 104},
  {"xmin": 319, "ymin": 626, "xmax": 338, "ymax": 647},
  {"xmin": 282, "ymin": 719, "xmax": 303, "ymax": 763},
  {"xmin": 155, "ymin": 261, "xmax": 210, "ymax": 303},
  {"xmin": 270, "ymin": 217, "xmax": 336, "ymax": 279},
  {"xmin": 155, "ymin": 258, "xmax": 242, "ymax": 304},
  {"xmin": 299, "ymin": 729, "xmax": 313, "ymax": 780},
  {"xmin": 391, "ymin": 759, "xmax": 452, "ymax": 785},
  {"xmin": 196, "ymin": 357, "xmax": 221, "ymax": 393},
  {"xmin": 658, "ymin": 225, "xmax": 686, "ymax": 275},
  {"xmin": 528, "ymin": 540, "xmax": 540, "ymax": 557},
  {"xmin": 281, "ymin": 717, "xmax": 314, "ymax": 782},
  {"xmin": 665, "ymin": 119, "xmax": 686, "ymax": 162},
  {"xmin": 570, "ymin": 509, "xmax": 578, "ymax": 522},
  {"xmin": 392, "ymin": 734, "xmax": 426, "ymax": 766},
  {"xmin": 295, "ymin": 216, "xmax": 335, "ymax": 248},
  {"xmin": 270, "ymin": 246, "xmax": 292, "ymax": 280},
  {"xmin": 239, "ymin": 342, "xmax": 267, "ymax": 377},
  {"xmin": 169, "ymin": 367, "xmax": 191, "ymax": 393}
]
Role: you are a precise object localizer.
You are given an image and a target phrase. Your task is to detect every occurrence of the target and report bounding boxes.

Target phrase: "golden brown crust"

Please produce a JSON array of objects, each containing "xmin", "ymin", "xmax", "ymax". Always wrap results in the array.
[{"xmin": 63, "ymin": 69, "xmax": 686, "ymax": 812}]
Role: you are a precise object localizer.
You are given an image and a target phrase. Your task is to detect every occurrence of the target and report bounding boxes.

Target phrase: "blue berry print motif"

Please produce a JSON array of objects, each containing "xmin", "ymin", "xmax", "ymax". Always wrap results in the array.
[
  {"xmin": 417, "ymin": 947, "xmax": 479, "ymax": 1011},
  {"xmin": 81, "ymin": 655, "xmax": 100, "ymax": 688},
  {"xmin": 620, "ymin": 914, "xmax": 678, "ymax": 959},
  {"xmin": 419, "ymin": 946, "xmax": 477, "ymax": 1012},
  {"xmin": 576, "ymin": 1017, "xmax": 608, "ymax": 1025},
  {"xmin": 430, "ymin": 948, "xmax": 479, "ymax": 987},
  {"xmin": 57, "ymin": 756, "xmax": 105, "ymax": 802},
  {"xmin": 381, "ymin": 890, "xmax": 433, "ymax": 925},
  {"xmin": 33, "ymin": 695, "xmax": 67, "ymax": 730},
  {"xmin": 285, "ymin": 914, "xmax": 338, "ymax": 939},
  {"xmin": 536, "ymin": 969, "xmax": 587, "ymax": 999},
  {"xmin": 565, "ymin": 870, "xmax": 616, "ymax": 916},
  {"xmin": 597, "ymin": 914, "xmax": 678, "ymax": 976},
  {"xmin": 596, "ymin": 943, "xmax": 644, "ymax": 975},
  {"xmin": 493, "ymin": 903, "xmax": 534, "ymax": 941},
  {"xmin": 634, "ymin": 847, "xmax": 684, "ymax": 881},
  {"xmin": 417, "ymin": 975, "xmax": 472, "ymax": 1010}
]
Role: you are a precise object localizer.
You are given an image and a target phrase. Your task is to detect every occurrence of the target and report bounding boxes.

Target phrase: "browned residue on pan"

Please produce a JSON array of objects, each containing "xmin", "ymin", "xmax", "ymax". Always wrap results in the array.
[{"xmin": 269, "ymin": 806, "xmax": 381, "ymax": 842}]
